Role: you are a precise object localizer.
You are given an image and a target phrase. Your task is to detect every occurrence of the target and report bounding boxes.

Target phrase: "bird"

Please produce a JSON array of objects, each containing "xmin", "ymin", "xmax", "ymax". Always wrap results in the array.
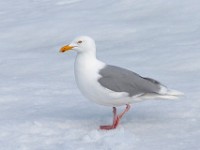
[{"xmin": 60, "ymin": 36, "xmax": 183, "ymax": 130}]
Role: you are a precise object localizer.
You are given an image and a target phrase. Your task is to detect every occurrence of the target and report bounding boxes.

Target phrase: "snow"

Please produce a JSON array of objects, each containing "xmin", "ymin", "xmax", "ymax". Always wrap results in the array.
[{"xmin": 0, "ymin": 0, "xmax": 200, "ymax": 149}]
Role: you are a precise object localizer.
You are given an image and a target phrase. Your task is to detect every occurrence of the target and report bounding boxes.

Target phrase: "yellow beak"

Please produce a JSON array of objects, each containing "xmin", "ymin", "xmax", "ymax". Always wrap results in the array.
[{"xmin": 60, "ymin": 45, "xmax": 74, "ymax": 53}]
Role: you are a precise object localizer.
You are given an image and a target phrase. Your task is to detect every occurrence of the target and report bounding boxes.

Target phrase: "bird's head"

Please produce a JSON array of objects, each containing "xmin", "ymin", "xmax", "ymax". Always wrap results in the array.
[{"xmin": 60, "ymin": 36, "xmax": 96, "ymax": 54}]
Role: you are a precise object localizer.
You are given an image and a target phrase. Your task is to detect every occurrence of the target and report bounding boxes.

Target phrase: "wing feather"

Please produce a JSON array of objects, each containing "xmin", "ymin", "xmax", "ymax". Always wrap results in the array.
[{"xmin": 98, "ymin": 65, "xmax": 163, "ymax": 97}]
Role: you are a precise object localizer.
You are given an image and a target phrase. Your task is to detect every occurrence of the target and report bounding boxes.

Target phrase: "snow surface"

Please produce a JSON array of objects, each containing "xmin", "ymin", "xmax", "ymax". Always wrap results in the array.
[{"xmin": 0, "ymin": 0, "xmax": 200, "ymax": 149}]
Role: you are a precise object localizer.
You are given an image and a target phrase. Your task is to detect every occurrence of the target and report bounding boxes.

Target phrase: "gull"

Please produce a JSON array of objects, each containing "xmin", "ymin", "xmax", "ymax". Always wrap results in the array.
[{"xmin": 60, "ymin": 36, "xmax": 183, "ymax": 130}]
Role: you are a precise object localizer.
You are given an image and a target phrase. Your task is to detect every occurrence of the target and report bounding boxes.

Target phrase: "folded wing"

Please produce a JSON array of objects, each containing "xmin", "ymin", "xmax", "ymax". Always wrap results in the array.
[{"xmin": 98, "ymin": 65, "xmax": 164, "ymax": 97}]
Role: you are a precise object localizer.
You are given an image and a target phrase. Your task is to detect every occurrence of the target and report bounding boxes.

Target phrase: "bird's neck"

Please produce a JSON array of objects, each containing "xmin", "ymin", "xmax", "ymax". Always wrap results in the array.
[
  {"xmin": 75, "ymin": 52, "xmax": 97, "ymax": 66},
  {"xmin": 78, "ymin": 49, "xmax": 96, "ymax": 57},
  {"xmin": 75, "ymin": 51, "xmax": 105, "ymax": 72}
]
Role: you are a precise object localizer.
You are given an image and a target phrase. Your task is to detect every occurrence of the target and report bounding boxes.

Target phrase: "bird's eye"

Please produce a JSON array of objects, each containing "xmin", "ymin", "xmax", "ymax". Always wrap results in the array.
[{"xmin": 77, "ymin": 40, "xmax": 82, "ymax": 44}]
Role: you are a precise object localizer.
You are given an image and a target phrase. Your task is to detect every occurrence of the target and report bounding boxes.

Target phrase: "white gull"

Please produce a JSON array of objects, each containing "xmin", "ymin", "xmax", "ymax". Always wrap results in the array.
[{"xmin": 60, "ymin": 36, "xmax": 183, "ymax": 130}]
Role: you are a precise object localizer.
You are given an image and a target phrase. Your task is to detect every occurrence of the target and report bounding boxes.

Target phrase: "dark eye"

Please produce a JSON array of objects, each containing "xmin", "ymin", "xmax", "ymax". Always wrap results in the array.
[{"xmin": 77, "ymin": 40, "xmax": 82, "ymax": 44}]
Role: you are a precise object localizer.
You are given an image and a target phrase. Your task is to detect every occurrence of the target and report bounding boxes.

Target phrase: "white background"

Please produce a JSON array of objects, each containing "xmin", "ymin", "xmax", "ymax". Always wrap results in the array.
[{"xmin": 0, "ymin": 0, "xmax": 200, "ymax": 149}]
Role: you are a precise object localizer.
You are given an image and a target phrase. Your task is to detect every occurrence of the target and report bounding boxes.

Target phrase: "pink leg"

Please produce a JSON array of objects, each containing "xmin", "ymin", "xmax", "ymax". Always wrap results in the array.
[
  {"xmin": 100, "ymin": 107, "xmax": 117, "ymax": 130},
  {"xmin": 118, "ymin": 104, "xmax": 131, "ymax": 119},
  {"xmin": 100, "ymin": 104, "xmax": 131, "ymax": 130}
]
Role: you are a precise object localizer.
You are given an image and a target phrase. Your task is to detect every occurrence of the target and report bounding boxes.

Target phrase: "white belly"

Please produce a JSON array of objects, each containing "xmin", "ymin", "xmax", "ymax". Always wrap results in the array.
[{"xmin": 74, "ymin": 53, "xmax": 133, "ymax": 106}]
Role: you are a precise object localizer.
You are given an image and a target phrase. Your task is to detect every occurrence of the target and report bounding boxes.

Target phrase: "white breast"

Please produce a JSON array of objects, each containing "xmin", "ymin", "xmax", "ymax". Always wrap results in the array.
[
  {"xmin": 74, "ymin": 53, "xmax": 132, "ymax": 106},
  {"xmin": 74, "ymin": 53, "xmax": 104, "ymax": 102}
]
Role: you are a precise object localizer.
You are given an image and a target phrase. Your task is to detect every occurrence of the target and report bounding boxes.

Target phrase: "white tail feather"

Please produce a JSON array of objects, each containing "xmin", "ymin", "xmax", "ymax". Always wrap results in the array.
[
  {"xmin": 158, "ymin": 88, "xmax": 184, "ymax": 100},
  {"xmin": 166, "ymin": 89, "xmax": 184, "ymax": 96},
  {"xmin": 135, "ymin": 87, "xmax": 184, "ymax": 100},
  {"xmin": 157, "ymin": 86, "xmax": 184, "ymax": 100},
  {"xmin": 157, "ymin": 95, "xmax": 179, "ymax": 100}
]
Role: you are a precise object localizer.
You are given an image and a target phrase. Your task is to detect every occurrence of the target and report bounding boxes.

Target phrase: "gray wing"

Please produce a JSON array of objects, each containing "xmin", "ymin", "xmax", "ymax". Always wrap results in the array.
[{"xmin": 98, "ymin": 65, "xmax": 163, "ymax": 97}]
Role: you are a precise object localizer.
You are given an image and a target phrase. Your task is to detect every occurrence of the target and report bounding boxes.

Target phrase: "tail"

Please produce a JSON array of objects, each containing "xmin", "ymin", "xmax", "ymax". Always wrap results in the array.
[{"xmin": 158, "ymin": 86, "xmax": 184, "ymax": 100}]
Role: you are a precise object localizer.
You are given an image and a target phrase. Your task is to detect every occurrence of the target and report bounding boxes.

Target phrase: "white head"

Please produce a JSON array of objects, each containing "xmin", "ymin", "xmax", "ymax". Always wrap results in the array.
[{"xmin": 60, "ymin": 36, "xmax": 96, "ymax": 55}]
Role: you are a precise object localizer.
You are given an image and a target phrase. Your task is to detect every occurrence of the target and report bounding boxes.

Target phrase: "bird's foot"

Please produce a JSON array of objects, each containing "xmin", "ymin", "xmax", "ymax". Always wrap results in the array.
[
  {"xmin": 99, "ymin": 104, "xmax": 131, "ymax": 130},
  {"xmin": 100, "ymin": 116, "xmax": 120, "ymax": 130},
  {"xmin": 99, "ymin": 125, "xmax": 116, "ymax": 130}
]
